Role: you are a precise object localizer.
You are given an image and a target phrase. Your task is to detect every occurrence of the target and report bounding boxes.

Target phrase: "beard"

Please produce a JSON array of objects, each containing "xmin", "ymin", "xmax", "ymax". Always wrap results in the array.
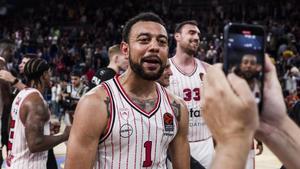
[
  {"xmin": 182, "ymin": 41, "xmax": 199, "ymax": 56},
  {"xmin": 129, "ymin": 54, "xmax": 165, "ymax": 81}
]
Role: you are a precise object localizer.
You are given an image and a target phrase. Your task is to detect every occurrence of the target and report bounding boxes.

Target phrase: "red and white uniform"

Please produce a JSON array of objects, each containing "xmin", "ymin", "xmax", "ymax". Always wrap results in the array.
[
  {"xmin": 168, "ymin": 58, "xmax": 210, "ymax": 141},
  {"xmin": 94, "ymin": 77, "xmax": 178, "ymax": 169},
  {"xmin": 168, "ymin": 58, "xmax": 213, "ymax": 168},
  {"xmin": 6, "ymin": 88, "xmax": 50, "ymax": 169}
]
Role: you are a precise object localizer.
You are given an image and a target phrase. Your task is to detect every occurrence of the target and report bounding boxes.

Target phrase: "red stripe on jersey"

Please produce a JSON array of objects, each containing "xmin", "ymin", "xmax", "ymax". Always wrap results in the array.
[
  {"xmin": 160, "ymin": 86, "xmax": 179, "ymax": 127},
  {"xmin": 100, "ymin": 83, "xmax": 115, "ymax": 143},
  {"xmin": 131, "ymin": 107, "xmax": 138, "ymax": 168},
  {"xmin": 117, "ymin": 105, "xmax": 122, "ymax": 169}
]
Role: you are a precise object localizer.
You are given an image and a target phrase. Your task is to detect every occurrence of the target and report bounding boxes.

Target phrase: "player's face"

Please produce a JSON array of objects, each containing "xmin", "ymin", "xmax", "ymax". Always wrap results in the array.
[
  {"xmin": 176, "ymin": 24, "xmax": 200, "ymax": 55},
  {"xmin": 240, "ymin": 55, "xmax": 257, "ymax": 79},
  {"xmin": 19, "ymin": 57, "xmax": 30, "ymax": 74},
  {"xmin": 124, "ymin": 21, "xmax": 168, "ymax": 81},
  {"xmin": 71, "ymin": 76, "xmax": 81, "ymax": 87},
  {"xmin": 157, "ymin": 60, "xmax": 173, "ymax": 87}
]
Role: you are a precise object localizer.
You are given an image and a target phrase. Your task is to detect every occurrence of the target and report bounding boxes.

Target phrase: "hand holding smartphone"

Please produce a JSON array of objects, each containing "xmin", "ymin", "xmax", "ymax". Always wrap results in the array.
[{"xmin": 223, "ymin": 23, "xmax": 265, "ymax": 112}]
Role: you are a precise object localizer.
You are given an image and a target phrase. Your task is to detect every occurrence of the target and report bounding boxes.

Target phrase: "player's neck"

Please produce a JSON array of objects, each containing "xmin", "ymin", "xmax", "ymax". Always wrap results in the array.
[
  {"xmin": 173, "ymin": 48, "xmax": 195, "ymax": 66},
  {"xmin": 107, "ymin": 63, "xmax": 118, "ymax": 73},
  {"xmin": 119, "ymin": 70, "xmax": 157, "ymax": 99}
]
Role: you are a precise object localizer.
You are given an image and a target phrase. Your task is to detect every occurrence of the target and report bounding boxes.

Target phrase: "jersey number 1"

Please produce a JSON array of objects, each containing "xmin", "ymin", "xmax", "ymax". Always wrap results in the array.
[{"xmin": 143, "ymin": 141, "xmax": 153, "ymax": 167}]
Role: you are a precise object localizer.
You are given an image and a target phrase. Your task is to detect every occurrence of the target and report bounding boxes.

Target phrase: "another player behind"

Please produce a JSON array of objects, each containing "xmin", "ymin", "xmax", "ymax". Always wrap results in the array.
[
  {"xmin": 65, "ymin": 12, "xmax": 190, "ymax": 169},
  {"xmin": 90, "ymin": 44, "xmax": 128, "ymax": 88},
  {"xmin": 6, "ymin": 58, "xmax": 70, "ymax": 169},
  {"xmin": 168, "ymin": 20, "xmax": 213, "ymax": 169},
  {"xmin": 157, "ymin": 59, "xmax": 173, "ymax": 87}
]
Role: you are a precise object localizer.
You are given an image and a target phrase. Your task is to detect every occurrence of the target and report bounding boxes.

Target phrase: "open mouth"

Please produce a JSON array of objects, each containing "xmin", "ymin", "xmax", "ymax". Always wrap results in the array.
[{"xmin": 142, "ymin": 56, "xmax": 162, "ymax": 65}]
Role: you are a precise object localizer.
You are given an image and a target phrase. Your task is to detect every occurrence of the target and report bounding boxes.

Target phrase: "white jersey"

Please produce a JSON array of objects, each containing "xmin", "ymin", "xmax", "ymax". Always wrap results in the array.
[
  {"xmin": 6, "ymin": 88, "xmax": 50, "ymax": 169},
  {"xmin": 168, "ymin": 58, "xmax": 211, "ymax": 141},
  {"xmin": 94, "ymin": 77, "xmax": 178, "ymax": 169}
]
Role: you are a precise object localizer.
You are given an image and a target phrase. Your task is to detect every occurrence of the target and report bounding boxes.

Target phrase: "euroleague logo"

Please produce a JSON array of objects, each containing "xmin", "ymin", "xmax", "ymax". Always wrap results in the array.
[{"xmin": 163, "ymin": 112, "xmax": 175, "ymax": 136}]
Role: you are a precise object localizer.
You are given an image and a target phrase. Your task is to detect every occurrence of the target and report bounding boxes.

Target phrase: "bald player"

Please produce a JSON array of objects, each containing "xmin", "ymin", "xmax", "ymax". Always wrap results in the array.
[
  {"xmin": 90, "ymin": 44, "xmax": 128, "ymax": 88},
  {"xmin": 6, "ymin": 58, "xmax": 70, "ymax": 169}
]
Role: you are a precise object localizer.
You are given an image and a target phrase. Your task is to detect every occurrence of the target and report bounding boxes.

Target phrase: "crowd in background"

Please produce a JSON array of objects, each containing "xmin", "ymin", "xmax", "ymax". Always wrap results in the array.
[{"xmin": 1, "ymin": 0, "xmax": 300, "ymax": 118}]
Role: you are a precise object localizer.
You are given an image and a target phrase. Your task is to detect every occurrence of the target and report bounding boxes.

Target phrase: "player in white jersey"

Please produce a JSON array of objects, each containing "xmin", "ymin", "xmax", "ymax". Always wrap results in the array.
[
  {"xmin": 168, "ymin": 20, "xmax": 214, "ymax": 169},
  {"xmin": 65, "ymin": 12, "xmax": 190, "ymax": 169},
  {"xmin": 6, "ymin": 58, "xmax": 70, "ymax": 169}
]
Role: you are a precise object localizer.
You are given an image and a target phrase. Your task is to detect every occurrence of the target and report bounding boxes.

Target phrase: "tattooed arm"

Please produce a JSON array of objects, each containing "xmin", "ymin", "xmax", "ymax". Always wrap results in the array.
[
  {"xmin": 65, "ymin": 86, "xmax": 110, "ymax": 169},
  {"xmin": 167, "ymin": 93, "xmax": 190, "ymax": 169}
]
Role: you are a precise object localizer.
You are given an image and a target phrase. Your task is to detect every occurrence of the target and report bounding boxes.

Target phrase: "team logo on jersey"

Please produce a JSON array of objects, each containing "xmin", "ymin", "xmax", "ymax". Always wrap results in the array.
[
  {"xmin": 119, "ymin": 108, "xmax": 132, "ymax": 121},
  {"xmin": 120, "ymin": 123, "xmax": 133, "ymax": 138},
  {"xmin": 163, "ymin": 113, "xmax": 174, "ymax": 136}
]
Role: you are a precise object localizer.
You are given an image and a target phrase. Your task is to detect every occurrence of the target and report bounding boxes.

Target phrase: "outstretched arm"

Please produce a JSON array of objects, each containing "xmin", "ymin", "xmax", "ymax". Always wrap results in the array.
[
  {"xmin": 65, "ymin": 87, "xmax": 109, "ymax": 169},
  {"xmin": 256, "ymin": 56, "xmax": 300, "ymax": 169},
  {"xmin": 202, "ymin": 63, "xmax": 259, "ymax": 169},
  {"xmin": 0, "ymin": 70, "xmax": 26, "ymax": 90}
]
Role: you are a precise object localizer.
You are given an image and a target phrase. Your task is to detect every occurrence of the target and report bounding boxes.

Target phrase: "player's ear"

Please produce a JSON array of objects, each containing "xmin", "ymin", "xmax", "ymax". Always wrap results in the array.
[
  {"xmin": 120, "ymin": 41, "xmax": 129, "ymax": 59},
  {"xmin": 174, "ymin": 32, "xmax": 181, "ymax": 41}
]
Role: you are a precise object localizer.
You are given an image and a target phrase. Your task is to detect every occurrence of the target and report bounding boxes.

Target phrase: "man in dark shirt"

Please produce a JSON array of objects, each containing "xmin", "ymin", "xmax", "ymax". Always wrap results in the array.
[{"xmin": 89, "ymin": 44, "xmax": 128, "ymax": 88}]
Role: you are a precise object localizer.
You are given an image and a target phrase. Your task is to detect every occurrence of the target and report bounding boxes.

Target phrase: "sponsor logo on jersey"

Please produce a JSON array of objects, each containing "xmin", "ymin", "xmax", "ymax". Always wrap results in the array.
[
  {"xmin": 120, "ymin": 123, "xmax": 133, "ymax": 138},
  {"xmin": 163, "ymin": 112, "xmax": 174, "ymax": 136}
]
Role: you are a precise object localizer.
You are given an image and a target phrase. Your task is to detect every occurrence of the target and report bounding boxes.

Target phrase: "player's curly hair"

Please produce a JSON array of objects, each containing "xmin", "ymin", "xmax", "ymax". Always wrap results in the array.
[{"xmin": 24, "ymin": 58, "xmax": 49, "ymax": 86}]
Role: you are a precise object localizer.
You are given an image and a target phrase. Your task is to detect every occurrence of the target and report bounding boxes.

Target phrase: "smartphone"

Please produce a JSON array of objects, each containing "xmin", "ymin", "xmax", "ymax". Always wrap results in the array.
[{"xmin": 223, "ymin": 23, "xmax": 265, "ymax": 112}]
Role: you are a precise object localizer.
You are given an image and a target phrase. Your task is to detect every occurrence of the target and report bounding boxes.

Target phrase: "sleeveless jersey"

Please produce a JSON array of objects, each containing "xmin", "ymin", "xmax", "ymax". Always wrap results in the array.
[
  {"xmin": 168, "ymin": 58, "xmax": 211, "ymax": 141},
  {"xmin": 6, "ymin": 88, "xmax": 50, "ymax": 169},
  {"xmin": 94, "ymin": 77, "xmax": 178, "ymax": 169}
]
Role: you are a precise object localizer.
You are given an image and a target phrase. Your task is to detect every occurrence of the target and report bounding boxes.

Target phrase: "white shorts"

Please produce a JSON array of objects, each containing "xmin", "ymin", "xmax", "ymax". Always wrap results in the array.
[
  {"xmin": 167, "ymin": 137, "xmax": 214, "ymax": 169},
  {"xmin": 190, "ymin": 137, "xmax": 214, "ymax": 169}
]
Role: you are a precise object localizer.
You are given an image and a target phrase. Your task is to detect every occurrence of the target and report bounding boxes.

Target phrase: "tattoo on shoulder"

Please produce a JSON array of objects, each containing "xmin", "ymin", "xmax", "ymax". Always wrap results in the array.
[
  {"xmin": 171, "ymin": 101, "xmax": 181, "ymax": 121},
  {"xmin": 104, "ymin": 97, "xmax": 110, "ymax": 118}
]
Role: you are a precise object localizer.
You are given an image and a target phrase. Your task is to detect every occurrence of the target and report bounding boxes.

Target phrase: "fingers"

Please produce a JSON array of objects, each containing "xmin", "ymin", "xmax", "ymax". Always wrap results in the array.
[
  {"xmin": 204, "ymin": 64, "xmax": 233, "ymax": 95},
  {"xmin": 227, "ymin": 73, "xmax": 255, "ymax": 104}
]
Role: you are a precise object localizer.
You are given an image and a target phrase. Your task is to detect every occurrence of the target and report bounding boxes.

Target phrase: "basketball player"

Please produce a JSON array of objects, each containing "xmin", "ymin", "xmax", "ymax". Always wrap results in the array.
[
  {"xmin": 6, "ymin": 58, "xmax": 70, "ymax": 169},
  {"xmin": 202, "ymin": 56, "xmax": 300, "ymax": 169},
  {"xmin": 0, "ymin": 54, "xmax": 59, "ymax": 169},
  {"xmin": 157, "ymin": 59, "xmax": 173, "ymax": 87},
  {"xmin": 238, "ymin": 54, "xmax": 264, "ymax": 169},
  {"xmin": 65, "ymin": 12, "xmax": 190, "ymax": 169},
  {"xmin": 168, "ymin": 20, "xmax": 213, "ymax": 168},
  {"xmin": 90, "ymin": 44, "xmax": 128, "ymax": 89}
]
